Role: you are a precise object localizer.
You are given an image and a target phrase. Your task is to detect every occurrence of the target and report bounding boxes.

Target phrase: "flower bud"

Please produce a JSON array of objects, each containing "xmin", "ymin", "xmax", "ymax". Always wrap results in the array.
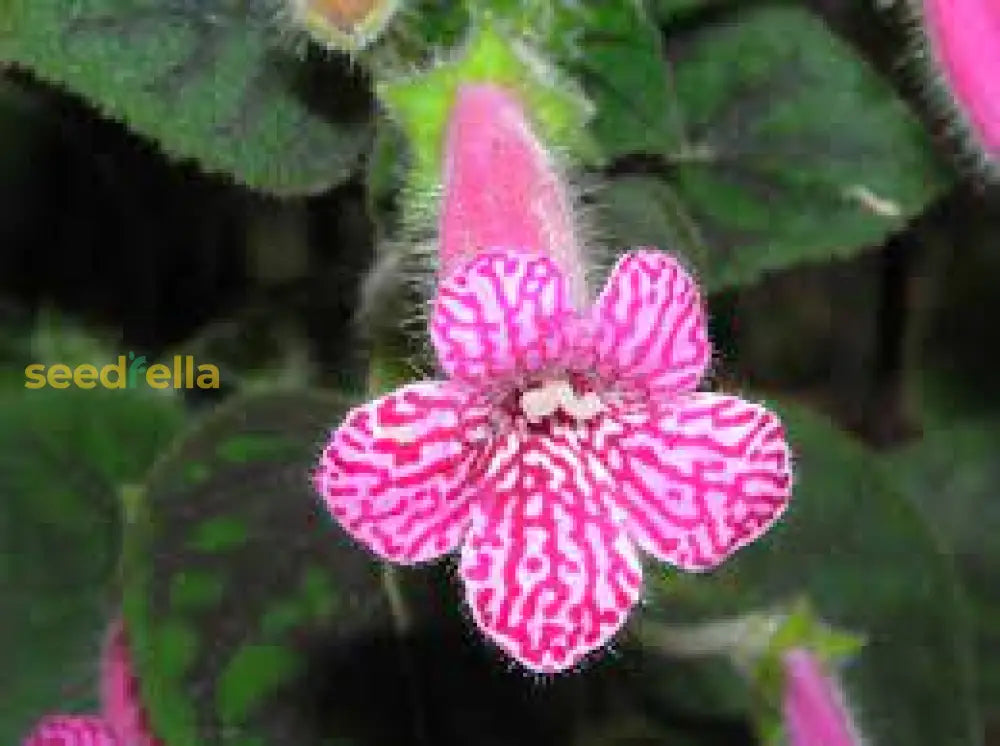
[{"xmin": 285, "ymin": 0, "xmax": 400, "ymax": 52}]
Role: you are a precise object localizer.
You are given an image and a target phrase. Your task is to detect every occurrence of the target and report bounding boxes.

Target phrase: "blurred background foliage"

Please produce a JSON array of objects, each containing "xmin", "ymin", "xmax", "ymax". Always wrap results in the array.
[{"xmin": 0, "ymin": 0, "xmax": 998, "ymax": 744}]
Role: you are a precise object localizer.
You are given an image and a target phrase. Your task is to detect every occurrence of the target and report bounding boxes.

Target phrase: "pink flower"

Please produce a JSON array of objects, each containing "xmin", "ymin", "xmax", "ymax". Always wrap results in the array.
[
  {"xmin": 312, "ymin": 84, "xmax": 793, "ymax": 673},
  {"xmin": 22, "ymin": 620, "xmax": 157, "ymax": 746},
  {"xmin": 783, "ymin": 648, "xmax": 863, "ymax": 746},
  {"xmin": 922, "ymin": 0, "xmax": 1000, "ymax": 158}
]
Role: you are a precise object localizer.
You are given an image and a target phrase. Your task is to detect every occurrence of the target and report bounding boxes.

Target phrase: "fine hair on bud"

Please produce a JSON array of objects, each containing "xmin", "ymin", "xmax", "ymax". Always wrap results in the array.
[
  {"xmin": 277, "ymin": 0, "xmax": 402, "ymax": 56},
  {"xmin": 899, "ymin": 0, "xmax": 1000, "ymax": 178}
]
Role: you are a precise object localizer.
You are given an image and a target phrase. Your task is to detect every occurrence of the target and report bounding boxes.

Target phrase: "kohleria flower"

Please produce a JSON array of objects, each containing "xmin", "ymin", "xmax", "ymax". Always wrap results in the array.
[
  {"xmin": 313, "ymin": 85, "xmax": 793, "ymax": 673},
  {"xmin": 783, "ymin": 648, "xmax": 863, "ymax": 746},
  {"xmin": 921, "ymin": 0, "xmax": 1000, "ymax": 158},
  {"xmin": 22, "ymin": 620, "xmax": 157, "ymax": 746}
]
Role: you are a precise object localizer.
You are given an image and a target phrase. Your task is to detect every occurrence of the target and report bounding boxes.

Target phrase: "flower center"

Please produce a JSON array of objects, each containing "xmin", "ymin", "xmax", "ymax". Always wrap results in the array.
[{"xmin": 519, "ymin": 378, "xmax": 604, "ymax": 424}]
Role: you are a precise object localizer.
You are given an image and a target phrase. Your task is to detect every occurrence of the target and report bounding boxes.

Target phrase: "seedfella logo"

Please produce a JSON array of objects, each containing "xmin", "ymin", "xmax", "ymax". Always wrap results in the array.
[{"xmin": 25, "ymin": 352, "xmax": 220, "ymax": 390}]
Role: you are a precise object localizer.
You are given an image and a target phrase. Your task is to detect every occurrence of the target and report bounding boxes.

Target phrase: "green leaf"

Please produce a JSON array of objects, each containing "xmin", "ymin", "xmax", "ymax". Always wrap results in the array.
[
  {"xmin": 0, "ymin": 1, "xmax": 372, "ymax": 195},
  {"xmin": 602, "ymin": 7, "xmax": 951, "ymax": 291},
  {"xmin": 567, "ymin": 2, "xmax": 684, "ymax": 158},
  {"xmin": 122, "ymin": 390, "xmax": 417, "ymax": 746},
  {"xmin": 640, "ymin": 400, "xmax": 980, "ymax": 746},
  {"xmin": 885, "ymin": 412, "xmax": 1000, "ymax": 720},
  {"xmin": 0, "ymin": 386, "xmax": 185, "ymax": 743},
  {"xmin": 597, "ymin": 175, "xmax": 710, "ymax": 270}
]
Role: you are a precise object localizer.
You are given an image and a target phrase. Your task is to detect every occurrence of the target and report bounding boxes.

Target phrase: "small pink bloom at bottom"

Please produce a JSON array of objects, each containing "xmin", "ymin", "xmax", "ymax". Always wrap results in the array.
[
  {"xmin": 314, "ymin": 247, "xmax": 793, "ymax": 673},
  {"xmin": 22, "ymin": 716, "xmax": 118, "ymax": 746},
  {"xmin": 22, "ymin": 619, "xmax": 158, "ymax": 746},
  {"xmin": 100, "ymin": 619, "xmax": 159, "ymax": 746},
  {"xmin": 783, "ymin": 648, "xmax": 862, "ymax": 746}
]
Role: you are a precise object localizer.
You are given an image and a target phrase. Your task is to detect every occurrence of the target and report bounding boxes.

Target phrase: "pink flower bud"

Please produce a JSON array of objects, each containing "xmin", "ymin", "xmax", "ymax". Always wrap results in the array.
[
  {"xmin": 440, "ymin": 84, "xmax": 582, "ymax": 284},
  {"xmin": 783, "ymin": 648, "xmax": 863, "ymax": 746},
  {"xmin": 922, "ymin": 0, "xmax": 1000, "ymax": 159}
]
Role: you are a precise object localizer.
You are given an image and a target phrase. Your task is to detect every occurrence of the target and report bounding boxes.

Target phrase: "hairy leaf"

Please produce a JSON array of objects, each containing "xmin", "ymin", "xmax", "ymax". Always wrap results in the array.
[
  {"xmin": 567, "ymin": 1, "xmax": 683, "ymax": 158},
  {"xmin": 602, "ymin": 7, "xmax": 951, "ymax": 290},
  {"xmin": 0, "ymin": 0, "xmax": 372, "ymax": 195}
]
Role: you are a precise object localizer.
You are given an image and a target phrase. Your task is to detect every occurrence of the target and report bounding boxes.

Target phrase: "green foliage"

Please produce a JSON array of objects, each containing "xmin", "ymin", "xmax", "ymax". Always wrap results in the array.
[
  {"xmin": 648, "ymin": 0, "xmax": 724, "ymax": 25},
  {"xmin": 641, "ymin": 399, "xmax": 980, "ymax": 746},
  {"xmin": 885, "ymin": 389, "xmax": 1000, "ymax": 721},
  {"xmin": 0, "ymin": 385, "xmax": 185, "ymax": 743},
  {"xmin": 122, "ymin": 390, "xmax": 408, "ymax": 746},
  {"xmin": 599, "ymin": 6, "xmax": 951, "ymax": 291},
  {"xmin": 564, "ymin": 2, "xmax": 683, "ymax": 159},
  {"xmin": 0, "ymin": 0, "xmax": 372, "ymax": 195}
]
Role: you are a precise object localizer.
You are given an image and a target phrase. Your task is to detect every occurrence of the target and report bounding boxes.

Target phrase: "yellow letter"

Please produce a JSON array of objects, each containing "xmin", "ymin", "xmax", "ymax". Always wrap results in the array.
[
  {"xmin": 147, "ymin": 364, "xmax": 171, "ymax": 389},
  {"xmin": 197, "ymin": 365, "xmax": 220, "ymax": 390},
  {"xmin": 48, "ymin": 364, "xmax": 72, "ymax": 389},
  {"xmin": 24, "ymin": 364, "xmax": 47, "ymax": 389},
  {"xmin": 101, "ymin": 356, "xmax": 126, "ymax": 389},
  {"xmin": 74, "ymin": 364, "xmax": 98, "ymax": 389}
]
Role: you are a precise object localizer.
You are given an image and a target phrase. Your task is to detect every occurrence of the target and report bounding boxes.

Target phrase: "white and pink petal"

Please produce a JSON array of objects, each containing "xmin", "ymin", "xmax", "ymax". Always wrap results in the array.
[
  {"xmin": 611, "ymin": 392, "xmax": 792, "ymax": 571},
  {"xmin": 591, "ymin": 250, "xmax": 711, "ymax": 397},
  {"xmin": 22, "ymin": 715, "xmax": 120, "ymax": 746},
  {"xmin": 430, "ymin": 250, "xmax": 585, "ymax": 387},
  {"xmin": 313, "ymin": 381, "xmax": 490, "ymax": 564},
  {"xmin": 459, "ymin": 430, "xmax": 643, "ymax": 673}
]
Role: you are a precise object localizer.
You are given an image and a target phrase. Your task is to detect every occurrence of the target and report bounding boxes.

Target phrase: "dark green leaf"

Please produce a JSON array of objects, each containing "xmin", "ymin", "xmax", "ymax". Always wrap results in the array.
[
  {"xmin": 602, "ymin": 7, "xmax": 950, "ymax": 290},
  {"xmin": 567, "ymin": 2, "xmax": 683, "ymax": 158},
  {"xmin": 639, "ymin": 400, "xmax": 980, "ymax": 746},
  {"xmin": 122, "ymin": 390, "xmax": 418, "ymax": 746},
  {"xmin": 596, "ymin": 175, "xmax": 710, "ymax": 270},
  {"xmin": 885, "ymin": 411, "xmax": 1000, "ymax": 721},
  {"xmin": 0, "ymin": 386, "xmax": 185, "ymax": 743},
  {"xmin": 0, "ymin": 0, "xmax": 372, "ymax": 195},
  {"xmin": 647, "ymin": 0, "xmax": 729, "ymax": 25}
]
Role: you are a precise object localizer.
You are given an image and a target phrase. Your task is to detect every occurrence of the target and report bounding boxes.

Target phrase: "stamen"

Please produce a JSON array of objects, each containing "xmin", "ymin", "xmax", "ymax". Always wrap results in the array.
[{"xmin": 519, "ymin": 379, "xmax": 604, "ymax": 423}]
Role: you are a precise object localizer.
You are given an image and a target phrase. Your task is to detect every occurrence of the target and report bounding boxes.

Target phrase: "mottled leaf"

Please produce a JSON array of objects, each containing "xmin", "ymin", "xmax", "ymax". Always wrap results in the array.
[
  {"xmin": 121, "ymin": 390, "xmax": 424, "ymax": 746},
  {"xmin": 0, "ymin": 0, "xmax": 372, "ymax": 195},
  {"xmin": 639, "ymin": 400, "xmax": 980, "ymax": 746},
  {"xmin": 0, "ymin": 386, "xmax": 184, "ymax": 743}
]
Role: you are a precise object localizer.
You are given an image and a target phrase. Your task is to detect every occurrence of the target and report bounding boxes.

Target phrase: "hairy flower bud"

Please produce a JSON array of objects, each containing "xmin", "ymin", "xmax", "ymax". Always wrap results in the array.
[
  {"xmin": 918, "ymin": 0, "xmax": 1000, "ymax": 162},
  {"xmin": 284, "ymin": 0, "xmax": 400, "ymax": 52}
]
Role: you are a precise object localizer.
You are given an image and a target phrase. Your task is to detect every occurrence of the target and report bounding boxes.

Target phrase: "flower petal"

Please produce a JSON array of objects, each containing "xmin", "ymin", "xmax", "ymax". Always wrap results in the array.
[
  {"xmin": 313, "ymin": 381, "xmax": 488, "ymax": 564},
  {"xmin": 100, "ymin": 619, "xmax": 157, "ymax": 746},
  {"xmin": 430, "ymin": 249, "xmax": 583, "ymax": 387},
  {"xmin": 459, "ymin": 430, "xmax": 643, "ymax": 672},
  {"xmin": 612, "ymin": 392, "xmax": 792, "ymax": 571},
  {"xmin": 22, "ymin": 715, "xmax": 120, "ymax": 746},
  {"xmin": 591, "ymin": 250, "xmax": 711, "ymax": 396}
]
